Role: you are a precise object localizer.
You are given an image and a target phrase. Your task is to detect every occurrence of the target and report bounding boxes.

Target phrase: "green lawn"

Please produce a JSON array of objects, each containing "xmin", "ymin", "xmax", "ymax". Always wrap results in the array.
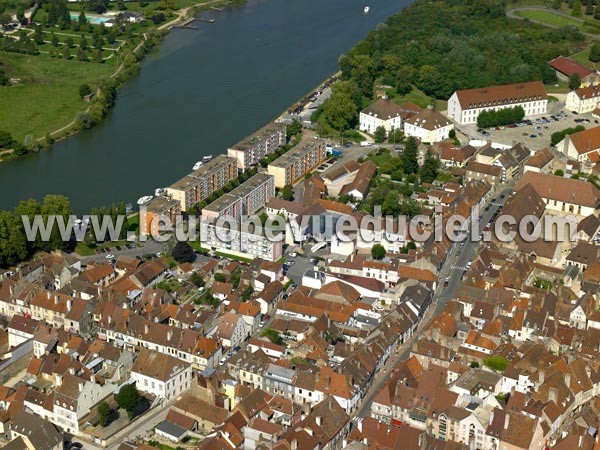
[
  {"xmin": 569, "ymin": 48, "xmax": 597, "ymax": 70},
  {"xmin": 388, "ymin": 86, "xmax": 447, "ymax": 111},
  {"xmin": 0, "ymin": 52, "xmax": 114, "ymax": 142},
  {"xmin": 514, "ymin": 9, "xmax": 584, "ymax": 29}
]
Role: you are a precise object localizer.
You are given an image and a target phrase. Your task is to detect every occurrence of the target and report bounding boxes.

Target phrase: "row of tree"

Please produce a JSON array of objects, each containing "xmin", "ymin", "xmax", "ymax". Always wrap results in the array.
[
  {"xmin": 476, "ymin": 106, "xmax": 525, "ymax": 129},
  {"xmin": 0, "ymin": 195, "xmax": 72, "ymax": 267}
]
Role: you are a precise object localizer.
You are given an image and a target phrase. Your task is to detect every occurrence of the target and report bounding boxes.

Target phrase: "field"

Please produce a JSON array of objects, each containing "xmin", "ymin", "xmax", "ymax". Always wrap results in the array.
[
  {"xmin": 0, "ymin": 52, "xmax": 115, "ymax": 141},
  {"xmin": 514, "ymin": 9, "xmax": 584, "ymax": 29},
  {"xmin": 388, "ymin": 86, "xmax": 448, "ymax": 111}
]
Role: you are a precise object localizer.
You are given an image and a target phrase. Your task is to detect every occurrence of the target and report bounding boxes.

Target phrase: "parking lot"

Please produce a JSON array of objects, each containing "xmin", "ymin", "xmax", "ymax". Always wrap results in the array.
[{"xmin": 458, "ymin": 101, "xmax": 599, "ymax": 150}]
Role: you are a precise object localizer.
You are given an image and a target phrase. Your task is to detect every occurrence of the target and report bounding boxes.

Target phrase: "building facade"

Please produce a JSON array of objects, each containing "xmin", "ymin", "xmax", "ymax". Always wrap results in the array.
[
  {"xmin": 447, "ymin": 81, "xmax": 547, "ymax": 125},
  {"xmin": 227, "ymin": 123, "xmax": 286, "ymax": 170},
  {"xmin": 166, "ymin": 155, "xmax": 238, "ymax": 211},
  {"xmin": 267, "ymin": 140, "xmax": 327, "ymax": 188}
]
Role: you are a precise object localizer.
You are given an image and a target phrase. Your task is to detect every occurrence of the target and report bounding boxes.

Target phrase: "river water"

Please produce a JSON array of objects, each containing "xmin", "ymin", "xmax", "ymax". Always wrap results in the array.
[{"xmin": 0, "ymin": 0, "xmax": 411, "ymax": 212}]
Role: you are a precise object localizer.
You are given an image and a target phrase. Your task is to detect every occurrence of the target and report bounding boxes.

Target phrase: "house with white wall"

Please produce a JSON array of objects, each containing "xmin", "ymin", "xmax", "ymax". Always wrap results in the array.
[{"xmin": 130, "ymin": 348, "xmax": 192, "ymax": 401}]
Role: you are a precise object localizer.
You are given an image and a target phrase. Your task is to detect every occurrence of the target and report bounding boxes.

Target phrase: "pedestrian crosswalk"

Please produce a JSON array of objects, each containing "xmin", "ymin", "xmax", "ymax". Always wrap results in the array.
[{"xmin": 452, "ymin": 264, "xmax": 469, "ymax": 271}]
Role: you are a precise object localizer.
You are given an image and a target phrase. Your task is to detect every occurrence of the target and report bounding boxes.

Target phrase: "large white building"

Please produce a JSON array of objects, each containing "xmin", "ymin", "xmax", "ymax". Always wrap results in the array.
[
  {"xmin": 566, "ymin": 85, "xmax": 600, "ymax": 114},
  {"xmin": 447, "ymin": 81, "xmax": 547, "ymax": 125},
  {"xmin": 359, "ymin": 98, "xmax": 404, "ymax": 134},
  {"xmin": 131, "ymin": 348, "xmax": 192, "ymax": 401},
  {"xmin": 403, "ymin": 107, "xmax": 454, "ymax": 143}
]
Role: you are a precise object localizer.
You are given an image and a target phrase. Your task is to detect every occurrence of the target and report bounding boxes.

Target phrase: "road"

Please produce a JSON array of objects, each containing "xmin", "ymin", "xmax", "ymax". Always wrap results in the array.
[
  {"xmin": 353, "ymin": 184, "xmax": 513, "ymax": 419},
  {"xmin": 506, "ymin": 6, "xmax": 598, "ymax": 39}
]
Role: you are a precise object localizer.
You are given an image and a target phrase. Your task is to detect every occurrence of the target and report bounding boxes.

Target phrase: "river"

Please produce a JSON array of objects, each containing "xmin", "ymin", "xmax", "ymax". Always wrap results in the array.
[{"xmin": 0, "ymin": 0, "xmax": 411, "ymax": 212}]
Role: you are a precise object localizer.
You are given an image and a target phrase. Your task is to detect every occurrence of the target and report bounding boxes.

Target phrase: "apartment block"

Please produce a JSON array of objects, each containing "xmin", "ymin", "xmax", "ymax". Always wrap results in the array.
[
  {"xmin": 201, "ymin": 173, "xmax": 275, "ymax": 221},
  {"xmin": 227, "ymin": 122, "xmax": 286, "ymax": 170},
  {"xmin": 200, "ymin": 217, "xmax": 283, "ymax": 262},
  {"xmin": 267, "ymin": 140, "xmax": 326, "ymax": 188},
  {"xmin": 166, "ymin": 155, "xmax": 238, "ymax": 211},
  {"xmin": 140, "ymin": 195, "xmax": 182, "ymax": 236}
]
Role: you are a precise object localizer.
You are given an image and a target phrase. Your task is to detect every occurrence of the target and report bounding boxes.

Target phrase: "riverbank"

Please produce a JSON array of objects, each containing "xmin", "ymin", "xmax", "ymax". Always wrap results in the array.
[{"xmin": 0, "ymin": 0, "xmax": 244, "ymax": 163}]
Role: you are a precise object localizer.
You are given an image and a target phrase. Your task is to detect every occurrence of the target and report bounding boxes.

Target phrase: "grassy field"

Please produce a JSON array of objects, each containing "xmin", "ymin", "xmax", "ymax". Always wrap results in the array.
[
  {"xmin": 389, "ymin": 86, "xmax": 447, "ymax": 111},
  {"xmin": 0, "ymin": 52, "xmax": 114, "ymax": 141},
  {"xmin": 514, "ymin": 9, "xmax": 584, "ymax": 29},
  {"xmin": 570, "ymin": 48, "xmax": 597, "ymax": 70}
]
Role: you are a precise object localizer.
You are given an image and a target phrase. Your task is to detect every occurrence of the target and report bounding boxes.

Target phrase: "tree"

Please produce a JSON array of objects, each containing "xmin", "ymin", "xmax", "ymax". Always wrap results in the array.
[
  {"xmin": 382, "ymin": 189, "xmax": 400, "ymax": 216},
  {"xmin": 286, "ymin": 119, "xmax": 302, "ymax": 139},
  {"xmin": 401, "ymin": 137, "xmax": 419, "ymax": 175},
  {"xmin": 388, "ymin": 127, "xmax": 404, "ymax": 144},
  {"xmin": 171, "ymin": 241, "xmax": 195, "ymax": 263},
  {"xmin": 552, "ymin": 0, "xmax": 561, "ymax": 9},
  {"xmin": 420, "ymin": 151, "xmax": 440, "ymax": 183},
  {"xmin": 97, "ymin": 401, "xmax": 112, "ymax": 427},
  {"xmin": 322, "ymin": 89, "xmax": 358, "ymax": 141},
  {"xmin": 261, "ymin": 328, "xmax": 284, "ymax": 345},
  {"xmin": 483, "ymin": 356, "xmax": 510, "ymax": 372},
  {"xmin": 80, "ymin": 36, "xmax": 89, "ymax": 51},
  {"xmin": 554, "ymin": 169, "xmax": 564, "ymax": 176},
  {"xmin": 0, "ymin": 210, "xmax": 28, "ymax": 266},
  {"xmin": 586, "ymin": 3, "xmax": 594, "ymax": 15},
  {"xmin": 569, "ymin": 73, "xmax": 581, "ymax": 90},
  {"xmin": 66, "ymin": 37, "xmax": 74, "ymax": 48},
  {"xmin": 374, "ymin": 126, "xmax": 386, "ymax": 143},
  {"xmin": 371, "ymin": 243, "xmax": 386, "ymax": 260},
  {"xmin": 190, "ymin": 272, "xmax": 205, "ymax": 287},
  {"xmin": 282, "ymin": 184, "xmax": 294, "ymax": 201},
  {"xmin": 0, "ymin": 131, "xmax": 14, "ymax": 148},
  {"xmin": 33, "ymin": 24, "xmax": 44, "ymax": 45},
  {"xmin": 572, "ymin": 0, "xmax": 582, "ymax": 15},
  {"xmin": 79, "ymin": 11, "xmax": 87, "ymax": 26},
  {"xmin": 115, "ymin": 383, "xmax": 140, "ymax": 419},
  {"xmin": 0, "ymin": 69, "xmax": 7, "ymax": 86},
  {"xmin": 590, "ymin": 43, "xmax": 600, "ymax": 63},
  {"xmin": 51, "ymin": 33, "xmax": 59, "ymax": 47},
  {"xmin": 79, "ymin": 84, "xmax": 92, "ymax": 99}
]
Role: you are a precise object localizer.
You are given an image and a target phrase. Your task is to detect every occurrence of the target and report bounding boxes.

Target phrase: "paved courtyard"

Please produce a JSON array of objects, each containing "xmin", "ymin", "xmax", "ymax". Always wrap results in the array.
[{"xmin": 456, "ymin": 100, "xmax": 599, "ymax": 151}]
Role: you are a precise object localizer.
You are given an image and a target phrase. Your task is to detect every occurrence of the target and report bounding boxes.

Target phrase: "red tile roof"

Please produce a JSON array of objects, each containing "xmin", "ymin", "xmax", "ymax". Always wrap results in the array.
[{"xmin": 548, "ymin": 56, "xmax": 594, "ymax": 78}]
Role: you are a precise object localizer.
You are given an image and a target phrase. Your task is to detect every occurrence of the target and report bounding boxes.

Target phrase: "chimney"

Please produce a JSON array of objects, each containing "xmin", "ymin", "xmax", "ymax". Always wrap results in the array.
[
  {"xmin": 67, "ymin": 300, "xmax": 72, "ymax": 312},
  {"xmin": 167, "ymin": 329, "xmax": 173, "ymax": 341},
  {"xmin": 54, "ymin": 295, "xmax": 59, "ymax": 305},
  {"xmin": 357, "ymin": 418, "xmax": 363, "ymax": 432},
  {"xmin": 504, "ymin": 413, "xmax": 510, "ymax": 430},
  {"xmin": 291, "ymin": 439, "xmax": 298, "ymax": 450},
  {"xmin": 144, "ymin": 323, "xmax": 149, "ymax": 334},
  {"xmin": 538, "ymin": 369, "xmax": 544, "ymax": 386},
  {"xmin": 78, "ymin": 382, "xmax": 84, "ymax": 392},
  {"xmin": 108, "ymin": 315, "xmax": 112, "ymax": 325},
  {"xmin": 315, "ymin": 416, "xmax": 322, "ymax": 426},
  {"xmin": 68, "ymin": 366, "xmax": 75, "ymax": 375},
  {"xmin": 565, "ymin": 373, "xmax": 571, "ymax": 386},
  {"xmin": 47, "ymin": 291, "xmax": 51, "ymax": 299}
]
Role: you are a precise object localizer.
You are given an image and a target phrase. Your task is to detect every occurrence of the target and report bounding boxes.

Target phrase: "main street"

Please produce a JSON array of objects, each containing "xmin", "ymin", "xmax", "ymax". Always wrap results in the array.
[{"xmin": 353, "ymin": 184, "xmax": 513, "ymax": 419}]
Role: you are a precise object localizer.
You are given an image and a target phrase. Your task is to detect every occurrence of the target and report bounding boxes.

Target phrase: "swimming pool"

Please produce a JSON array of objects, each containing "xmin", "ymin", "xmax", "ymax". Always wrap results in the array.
[{"xmin": 69, "ymin": 13, "xmax": 110, "ymax": 24}]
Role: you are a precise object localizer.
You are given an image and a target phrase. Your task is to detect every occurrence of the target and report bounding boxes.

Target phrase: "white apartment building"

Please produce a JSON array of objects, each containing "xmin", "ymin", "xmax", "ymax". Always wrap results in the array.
[
  {"xmin": 200, "ymin": 217, "xmax": 283, "ymax": 262},
  {"xmin": 447, "ymin": 81, "xmax": 547, "ymax": 125}
]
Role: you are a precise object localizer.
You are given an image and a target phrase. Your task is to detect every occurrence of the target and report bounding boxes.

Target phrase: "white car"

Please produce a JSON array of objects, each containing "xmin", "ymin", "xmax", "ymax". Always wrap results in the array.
[
  {"xmin": 288, "ymin": 252, "xmax": 297, "ymax": 257},
  {"xmin": 105, "ymin": 254, "xmax": 115, "ymax": 259}
]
